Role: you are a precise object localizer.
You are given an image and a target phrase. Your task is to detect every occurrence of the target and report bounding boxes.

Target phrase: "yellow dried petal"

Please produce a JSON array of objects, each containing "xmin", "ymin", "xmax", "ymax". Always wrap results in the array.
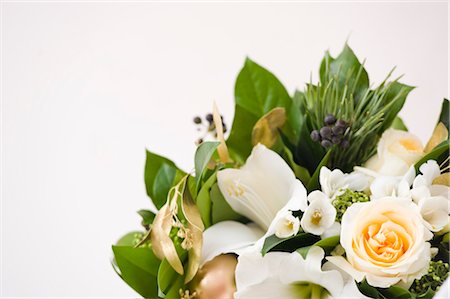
[
  {"xmin": 252, "ymin": 107, "xmax": 286, "ymax": 148},
  {"xmin": 433, "ymin": 173, "xmax": 450, "ymax": 187},
  {"xmin": 425, "ymin": 122, "xmax": 448, "ymax": 153},
  {"xmin": 213, "ymin": 102, "xmax": 231, "ymax": 163},
  {"xmin": 150, "ymin": 203, "xmax": 185, "ymax": 275},
  {"xmin": 181, "ymin": 181, "xmax": 205, "ymax": 283}
]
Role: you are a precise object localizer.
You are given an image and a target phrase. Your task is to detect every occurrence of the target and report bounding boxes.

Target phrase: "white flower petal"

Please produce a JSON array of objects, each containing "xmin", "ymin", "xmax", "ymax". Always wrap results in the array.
[
  {"xmin": 419, "ymin": 196, "xmax": 450, "ymax": 232},
  {"xmin": 217, "ymin": 144, "xmax": 307, "ymax": 230},
  {"xmin": 201, "ymin": 221, "xmax": 264, "ymax": 265},
  {"xmin": 301, "ymin": 191, "xmax": 336, "ymax": 235},
  {"xmin": 274, "ymin": 211, "xmax": 300, "ymax": 238}
]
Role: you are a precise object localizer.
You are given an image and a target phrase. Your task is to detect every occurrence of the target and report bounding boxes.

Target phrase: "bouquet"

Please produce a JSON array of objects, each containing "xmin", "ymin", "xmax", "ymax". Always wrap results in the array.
[{"xmin": 112, "ymin": 45, "xmax": 449, "ymax": 299}]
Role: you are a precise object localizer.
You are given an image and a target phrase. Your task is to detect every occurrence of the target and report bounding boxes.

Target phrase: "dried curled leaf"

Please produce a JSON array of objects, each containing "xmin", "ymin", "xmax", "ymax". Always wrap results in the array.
[
  {"xmin": 213, "ymin": 102, "xmax": 231, "ymax": 163},
  {"xmin": 150, "ymin": 202, "xmax": 184, "ymax": 275},
  {"xmin": 425, "ymin": 122, "xmax": 448, "ymax": 153},
  {"xmin": 252, "ymin": 107, "xmax": 286, "ymax": 148},
  {"xmin": 181, "ymin": 181, "xmax": 205, "ymax": 283},
  {"xmin": 433, "ymin": 172, "xmax": 450, "ymax": 187}
]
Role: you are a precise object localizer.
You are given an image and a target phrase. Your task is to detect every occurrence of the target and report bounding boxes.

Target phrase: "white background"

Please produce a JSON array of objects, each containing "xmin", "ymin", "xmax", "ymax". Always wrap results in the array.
[{"xmin": 1, "ymin": 1, "xmax": 448, "ymax": 298}]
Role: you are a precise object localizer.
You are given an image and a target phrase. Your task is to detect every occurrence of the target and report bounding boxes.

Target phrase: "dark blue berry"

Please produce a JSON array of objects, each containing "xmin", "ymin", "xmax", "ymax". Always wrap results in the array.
[
  {"xmin": 310, "ymin": 130, "xmax": 321, "ymax": 142},
  {"xmin": 331, "ymin": 135, "xmax": 342, "ymax": 144},
  {"xmin": 332, "ymin": 125, "xmax": 344, "ymax": 135},
  {"xmin": 193, "ymin": 116, "xmax": 202, "ymax": 124},
  {"xmin": 335, "ymin": 119, "xmax": 348, "ymax": 128},
  {"xmin": 324, "ymin": 114, "xmax": 336, "ymax": 125},
  {"xmin": 205, "ymin": 113, "xmax": 213, "ymax": 123},
  {"xmin": 320, "ymin": 126, "xmax": 332, "ymax": 139}
]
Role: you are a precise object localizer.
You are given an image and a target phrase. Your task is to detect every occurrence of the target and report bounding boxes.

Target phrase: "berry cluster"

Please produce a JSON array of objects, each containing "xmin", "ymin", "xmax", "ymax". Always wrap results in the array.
[
  {"xmin": 310, "ymin": 114, "xmax": 350, "ymax": 149},
  {"xmin": 193, "ymin": 113, "xmax": 227, "ymax": 145}
]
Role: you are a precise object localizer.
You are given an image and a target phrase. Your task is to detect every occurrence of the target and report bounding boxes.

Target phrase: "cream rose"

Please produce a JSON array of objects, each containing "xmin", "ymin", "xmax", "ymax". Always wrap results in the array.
[
  {"xmin": 364, "ymin": 129, "xmax": 424, "ymax": 176},
  {"xmin": 327, "ymin": 197, "xmax": 432, "ymax": 288}
]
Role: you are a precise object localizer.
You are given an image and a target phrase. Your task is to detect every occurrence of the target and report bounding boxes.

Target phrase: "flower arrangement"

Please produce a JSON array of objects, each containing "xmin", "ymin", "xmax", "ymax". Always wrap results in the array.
[{"xmin": 112, "ymin": 45, "xmax": 449, "ymax": 299}]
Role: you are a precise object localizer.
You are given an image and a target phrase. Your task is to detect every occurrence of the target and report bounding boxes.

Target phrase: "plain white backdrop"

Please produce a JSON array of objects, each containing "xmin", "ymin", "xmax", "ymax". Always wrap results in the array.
[{"xmin": 1, "ymin": 1, "xmax": 448, "ymax": 298}]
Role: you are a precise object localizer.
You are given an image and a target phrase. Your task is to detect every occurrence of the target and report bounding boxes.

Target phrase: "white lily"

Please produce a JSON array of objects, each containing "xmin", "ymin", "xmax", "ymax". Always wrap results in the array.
[
  {"xmin": 200, "ymin": 221, "xmax": 264, "ymax": 265},
  {"xmin": 274, "ymin": 211, "xmax": 300, "ymax": 238},
  {"xmin": 301, "ymin": 191, "xmax": 336, "ymax": 236},
  {"xmin": 217, "ymin": 144, "xmax": 308, "ymax": 231},
  {"xmin": 320, "ymin": 166, "xmax": 368, "ymax": 199},
  {"xmin": 234, "ymin": 246, "xmax": 344, "ymax": 299}
]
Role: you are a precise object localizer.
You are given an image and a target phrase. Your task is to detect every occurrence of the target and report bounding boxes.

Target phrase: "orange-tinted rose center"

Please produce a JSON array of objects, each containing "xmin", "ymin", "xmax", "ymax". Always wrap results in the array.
[{"xmin": 353, "ymin": 220, "xmax": 412, "ymax": 266}]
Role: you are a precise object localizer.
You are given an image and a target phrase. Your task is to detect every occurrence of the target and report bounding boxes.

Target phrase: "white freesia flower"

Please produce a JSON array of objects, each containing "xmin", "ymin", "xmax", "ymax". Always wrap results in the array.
[
  {"xmin": 363, "ymin": 129, "xmax": 424, "ymax": 177},
  {"xmin": 301, "ymin": 191, "xmax": 336, "ymax": 236},
  {"xmin": 418, "ymin": 196, "xmax": 449, "ymax": 232},
  {"xmin": 201, "ymin": 221, "xmax": 264, "ymax": 265},
  {"xmin": 217, "ymin": 144, "xmax": 308, "ymax": 230},
  {"xmin": 274, "ymin": 211, "xmax": 300, "ymax": 238},
  {"xmin": 327, "ymin": 197, "xmax": 432, "ymax": 288},
  {"xmin": 368, "ymin": 166, "xmax": 415, "ymax": 200},
  {"xmin": 412, "ymin": 160, "xmax": 450, "ymax": 201},
  {"xmin": 320, "ymin": 166, "xmax": 368, "ymax": 198},
  {"xmin": 234, "ymin": 246, "xmax": 344, "ymax": 299}
]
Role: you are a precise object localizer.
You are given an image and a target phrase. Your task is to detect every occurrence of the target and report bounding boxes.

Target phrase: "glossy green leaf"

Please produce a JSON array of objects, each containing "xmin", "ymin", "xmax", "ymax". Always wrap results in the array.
[
  {"xmin": 144, "ymin": 150, "xmax": 184, "ymax": 209},
  {"xmin": 415, "ymin": 140, "xmax": 449, "ymax": 173},
  {"xmin": 321, "ymin": 44, "xmax": 369, "ymax": 103},
  {"xmin": 227, "ymin": 58, "xmax": 301, "ymax": 161},
  {"xmin": 296, "ymin": 235, "xmax": 340, "ymax": 258},
  {"xmin": 196, "ymin": 172, "xmax": 217, "ymax": 228},
  {"xmin": 194, "ymin": 141, "xmax": 220, "ymax": 188},
  {"xmin": 438, "ymin": 98, "xmax": 449, "ymax": 131},
  {"xmin": 210, "ymin": 183, "xmax": 246, "ymax": 224},
  {"xmin": 381, "ymin": 82, "xmax": 414, "ymax": 131},
  {"xmin": 306, "ymin": 150, "xmax": 332, "ymax": 192},
  {"xmin": 112, "ymin": 245, "xmax": 160, "ymax": 298},
  {"xmin": 157, "ymin": 250, "xmax": 188, "ymax": 296},
  {"xmin": 262, "ymin": 233, "xmax": 320, "ymax": 256},
  {"xmin": 391, "ymin": 117, "xmax": 408, "ymax": 131},
  {"xmin": 137, "ymin": 210, "xmax": 155, "ymax": 227}
]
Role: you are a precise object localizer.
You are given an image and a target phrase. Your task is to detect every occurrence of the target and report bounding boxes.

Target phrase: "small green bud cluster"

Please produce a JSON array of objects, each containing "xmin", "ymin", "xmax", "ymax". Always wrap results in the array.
[
  {"xmin": 332, "ymin": 189, "xmax": 369, "ymax": 222},
  {"xmin": 193, "ymin": 113, "xmax": 227, "ymax": 145},
  {"xmin": 410, "ymin": 261, "xmax": 449, "ymax": 296},
  {"xmin": 310, "ymin": 114, "xmax": 350, "ymax": 149},
  {"xmin": 132, "ymin": 233, "xmax": 151, "ymax": 248}
]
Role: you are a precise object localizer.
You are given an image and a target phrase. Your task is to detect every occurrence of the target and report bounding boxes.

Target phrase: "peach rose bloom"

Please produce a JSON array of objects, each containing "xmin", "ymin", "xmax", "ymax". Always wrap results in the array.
[{"xmin": 328, "ymin": 197, "xmax": 432, "ymax": 288}]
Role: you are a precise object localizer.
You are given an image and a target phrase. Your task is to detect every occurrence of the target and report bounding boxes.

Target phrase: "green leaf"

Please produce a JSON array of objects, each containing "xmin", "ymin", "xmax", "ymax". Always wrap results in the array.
[
  {"xmin": 262, "ymin": 233, "xmax": 320, "ymax": 256},
  {"xmin": 157, "ymin": 251, "xmax": 188, "ymax": 296},
  {"xmin": 296, "ymin": 235, "xmax": 340, "ymax": 258},
  {"xmin": 306, "ymin": 150, "xmax": 332, "ymax": 192},
  {"xmin": 227, "ymin": 58, "xmax": 301, "ymax": 161},
  {"xmin": 112, "ymin": 245, "xmax": 161, "ymax": 298},
  {"xmin": 322, "ymin": 44, "xmax": 369, "ymax": 103},
  {"xmin": 282, "ymin": 146, "xmax": 311, "ymax": 185},
  {"xmin": 196, "ymin": 172, "xmax": 217, "ymax": 228},
  {"xmin": 285, "ymin": 114, "xmax": 326, "ymax": 174},
  {"xmin": 415, "ymin": 140, "xmax": 449, "ymax": 173},
  {"xmin": 194, "ymin": 141, "xmax": 220, "ymax": 189},
  {"xmin": 210, "ymin": 183, "xmax": 246, "ymax": 224},
  {"xmin": 379, "ymin": 285, "xmax": 413, "ymax": 299},
  {"xmin": 381, "ymin": 82, "xmax": 414, "ymax": 131},
  {"xmin": 438, "ymin": 98, "xmax": 449, "ymax": 131},
  {"xmin": 357, "ymin": 280, "xmax": 382, "ymax": 299},
  {"xmin": 144, "ymin": 150, "xmax": 185, "ymax": 209},
  {"xmin": 391, "ymin": 117, "xmax": 408, "ymax": 131},
  {"xmin": 137, "ymin": 210, "xmax": 155, "ymax": 227}
]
